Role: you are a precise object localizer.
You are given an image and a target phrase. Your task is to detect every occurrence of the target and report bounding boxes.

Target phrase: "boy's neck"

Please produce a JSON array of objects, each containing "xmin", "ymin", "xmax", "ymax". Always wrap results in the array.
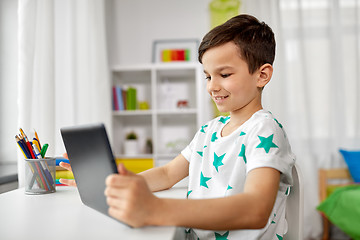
[
  {"xmin": 230, "ymin": 98, "xmax": 263, "ymax": 125},
  {"xmin": 221, "ymin": 105, "xmax": 263, "ymax": 137}
]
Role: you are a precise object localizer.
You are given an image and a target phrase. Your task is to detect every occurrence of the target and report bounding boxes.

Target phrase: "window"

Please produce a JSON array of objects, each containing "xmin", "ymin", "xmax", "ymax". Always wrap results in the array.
[{"xmin": 0, "ymin": 0, "xmax": 18, "ymax": 163}]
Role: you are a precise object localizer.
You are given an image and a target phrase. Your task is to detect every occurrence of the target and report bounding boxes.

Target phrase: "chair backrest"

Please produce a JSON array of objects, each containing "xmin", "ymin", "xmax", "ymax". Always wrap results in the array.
[{"xmin": 284, "ymin": 164, "xmax": 304, "ymax": 240}]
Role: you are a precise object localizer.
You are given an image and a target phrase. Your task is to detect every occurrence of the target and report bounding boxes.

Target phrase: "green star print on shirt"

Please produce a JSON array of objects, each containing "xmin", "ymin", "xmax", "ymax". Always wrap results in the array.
[
  {"xmin": 200, "ymin": 172, "xmax": 211, "ymax": 188},
  {"xmin": 211, "ymin": 132, "xmax": 218, "ymax": 142},
  {"xmin": 200, "ymin": 124, "xmax": 208, "ymax": 133},
  {"xmin": 218, "ymin": 116, "xmax": 230, "ymax": 124},
  {"xmin": 238, "ymin": 144, "xmax": 247, "ymax": 163},
  {"xmin": 256, "ymin": 134, "xmax": 278, "ymax": 153},
  {"xmin": 215, "ymin": 231, "xmax": 229, "ymax": 240},
  {"xmin": 213, "ymin": 152, "xmax": 225, "ymax": 172}
]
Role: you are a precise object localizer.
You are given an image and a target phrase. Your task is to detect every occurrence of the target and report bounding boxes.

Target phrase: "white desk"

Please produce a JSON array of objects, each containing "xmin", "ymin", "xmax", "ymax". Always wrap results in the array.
[{"xmin": 0, "ymin": 186, "xmax": 187, "ymax": 240}]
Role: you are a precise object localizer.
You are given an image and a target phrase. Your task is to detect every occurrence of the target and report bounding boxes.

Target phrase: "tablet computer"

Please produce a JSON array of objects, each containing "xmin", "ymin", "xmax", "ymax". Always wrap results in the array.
[{"xmin": 60, "ymin": 123, "xmax": 118, "ymax": 221}]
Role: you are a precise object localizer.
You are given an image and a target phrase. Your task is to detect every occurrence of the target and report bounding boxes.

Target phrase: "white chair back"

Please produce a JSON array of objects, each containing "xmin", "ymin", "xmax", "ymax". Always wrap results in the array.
[{"xmin": 284, "ymin": 163, "xmax": 304, "ymax": 240}]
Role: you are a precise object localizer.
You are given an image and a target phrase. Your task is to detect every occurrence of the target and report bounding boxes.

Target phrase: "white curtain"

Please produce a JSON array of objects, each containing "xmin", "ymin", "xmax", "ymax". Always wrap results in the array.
[
  {"xmin": 17, "ymin": 0, "xmax": 111, "ymax": 187},
  {"xmin": 243, "ymin": 0, "xmax": 360, "ymax": 239}
]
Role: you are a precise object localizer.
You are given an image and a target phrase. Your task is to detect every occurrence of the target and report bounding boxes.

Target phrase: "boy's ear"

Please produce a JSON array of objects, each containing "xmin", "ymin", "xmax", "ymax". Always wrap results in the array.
[{"xmin": 256, "ymin": 63, "xmax": 273, "ymax": 88}]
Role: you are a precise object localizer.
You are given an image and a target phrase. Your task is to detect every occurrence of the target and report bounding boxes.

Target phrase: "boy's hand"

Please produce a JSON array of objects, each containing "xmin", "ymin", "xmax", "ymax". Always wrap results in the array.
[
  {"xmin": 58, "ymin": 153, "xmax": 77, "ymax": 187},
  {"xmin": 104, "ymin": 164, "xmax": 160, "ymax": 227}
]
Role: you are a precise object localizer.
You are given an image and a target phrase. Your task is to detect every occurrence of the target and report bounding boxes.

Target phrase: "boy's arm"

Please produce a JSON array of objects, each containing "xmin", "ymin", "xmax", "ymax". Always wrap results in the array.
[
  {"xmin": 58, "ymin": 153, "xmax": 189, "ymax": 189},
  {"xmin": 139, "ymin": 154, "xmax": 189, "ymax": 192},
  {"xmin": 157, "ymin": 167, "xmax": 280, "ymax": 230},
  {"xmin": 105, "ymin": 166, "xmax": 280, "ymax": 229}
]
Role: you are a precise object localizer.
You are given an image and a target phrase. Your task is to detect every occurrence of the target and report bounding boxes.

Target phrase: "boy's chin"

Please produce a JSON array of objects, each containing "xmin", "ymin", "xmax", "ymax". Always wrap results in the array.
[{"xmin": 216, "ymin": 106, "xmax": 230, "ymax": 113}]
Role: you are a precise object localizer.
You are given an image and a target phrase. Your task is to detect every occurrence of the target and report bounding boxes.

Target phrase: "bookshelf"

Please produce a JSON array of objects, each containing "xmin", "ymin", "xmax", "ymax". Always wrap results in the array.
[{"xmin": 111, "ymin": 62, "xmax": 207, "ymax": 168}]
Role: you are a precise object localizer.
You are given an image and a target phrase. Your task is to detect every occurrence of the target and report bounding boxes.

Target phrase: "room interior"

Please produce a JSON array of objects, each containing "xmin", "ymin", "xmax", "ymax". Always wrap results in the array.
[{"xmin": 0, "ymin": 0, "xmax": 359, "ymax": 239}]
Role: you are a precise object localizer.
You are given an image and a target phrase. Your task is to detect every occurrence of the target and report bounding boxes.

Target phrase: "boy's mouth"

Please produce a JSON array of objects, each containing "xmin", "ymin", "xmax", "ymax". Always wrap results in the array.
[
  {"xmin": 213, "ymin": 95, "xmax": 229, "ymax": 103},
  {"xmin": 214, "ymin": 96, "xmax": 227, "ymax": 100}
]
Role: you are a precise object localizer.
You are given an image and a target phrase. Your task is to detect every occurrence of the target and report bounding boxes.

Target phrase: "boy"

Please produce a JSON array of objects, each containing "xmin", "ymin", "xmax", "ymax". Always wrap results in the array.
[{"xmin": 61, "ymin": 14, "xmax": 295, "ymax": 239}]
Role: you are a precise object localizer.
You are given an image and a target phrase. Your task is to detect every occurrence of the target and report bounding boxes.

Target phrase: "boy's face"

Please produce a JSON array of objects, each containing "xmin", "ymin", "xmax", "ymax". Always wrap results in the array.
[{"xmin": 202, "ymin": 41, "xmax": 264, "ymax": 115}]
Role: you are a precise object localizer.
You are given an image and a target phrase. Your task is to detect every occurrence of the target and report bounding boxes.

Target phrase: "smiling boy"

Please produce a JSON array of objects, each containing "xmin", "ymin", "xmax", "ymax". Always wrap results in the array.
[{"xmin": 61, "ymin": 14, "xmax": 296, "ymax": 240}]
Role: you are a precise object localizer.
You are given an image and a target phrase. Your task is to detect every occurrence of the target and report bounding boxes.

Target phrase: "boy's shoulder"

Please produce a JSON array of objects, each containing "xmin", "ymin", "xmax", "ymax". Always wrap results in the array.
[
  {"xmin": 242, "ymin": 110, "xmax": 286, "ymax": 135},
  {"xmin": 240, "ymin": 110, "xmax": 292, "ymax": 150},
  {"xmin": 248, "ymin": 109, "xmax": 279, "ymax": 123},
  {"xmin": 199, "ymin": 110, "xmax": 285, "ymax": 135}
]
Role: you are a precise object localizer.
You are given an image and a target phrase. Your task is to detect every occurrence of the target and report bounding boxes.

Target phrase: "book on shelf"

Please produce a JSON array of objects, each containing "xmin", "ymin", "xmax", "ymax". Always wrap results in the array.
[
  {"xmin": 112, "ymin": 86, "xmax": 119, "ymax": 110},
  {"xmin": 122, "ymin": 88, "xmax": 127, "ymax": 110},
  {"xmin": 112, "ymin": 85, "xmax": 137, "ymax": 111},
  {"xmin": 126, "ymin": 87, "xmax": 137, "ymax": 110},
  {"xmin": 116, "ymin": 87, "xmax": 124, "ymax": 110}
]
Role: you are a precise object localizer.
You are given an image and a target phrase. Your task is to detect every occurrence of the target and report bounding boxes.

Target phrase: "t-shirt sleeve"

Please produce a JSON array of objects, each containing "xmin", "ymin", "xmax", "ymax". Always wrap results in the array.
[
  {"xmin": 244, "ymin": 118, "xmax": 295, "ymax": 185},
  {"xmin": 181, "ymin": 129, "xmax": 201, "ymax": 162}
]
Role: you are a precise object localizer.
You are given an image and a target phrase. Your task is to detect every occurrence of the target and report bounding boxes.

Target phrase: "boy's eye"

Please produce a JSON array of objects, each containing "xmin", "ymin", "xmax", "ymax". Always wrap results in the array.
[
  {"xmin": 205, "ymin": 76, "xmax": 211, "ymax": 81},
  {"xmin": 221, "ymin": 74, "xmax": 231, "ymax": 78}
]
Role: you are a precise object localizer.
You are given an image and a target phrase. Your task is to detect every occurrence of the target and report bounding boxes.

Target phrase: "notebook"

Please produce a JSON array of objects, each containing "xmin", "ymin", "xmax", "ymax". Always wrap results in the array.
[{"xmin": 60, "ymin": 123, "xmax": 120, "ymax": 222}]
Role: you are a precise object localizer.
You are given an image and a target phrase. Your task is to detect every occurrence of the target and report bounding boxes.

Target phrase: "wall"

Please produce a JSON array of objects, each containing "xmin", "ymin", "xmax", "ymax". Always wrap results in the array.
[
  {"xmin": 106, "ymin": 0, "xmax": 213, "ymax": 66},
  {"xmin": 105, "ymin": 0, "xmax": 215, "ymax": 124},
  {"xmin": 0, "ymin": 0, "xmax": 18, "ymax": 163}
]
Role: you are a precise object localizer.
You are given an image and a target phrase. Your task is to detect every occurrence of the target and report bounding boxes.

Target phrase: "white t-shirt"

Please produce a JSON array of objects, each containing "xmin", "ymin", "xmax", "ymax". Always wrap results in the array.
[{"xmin": 181, "ymin": 109, "xmax": 296, "ymax": 240}]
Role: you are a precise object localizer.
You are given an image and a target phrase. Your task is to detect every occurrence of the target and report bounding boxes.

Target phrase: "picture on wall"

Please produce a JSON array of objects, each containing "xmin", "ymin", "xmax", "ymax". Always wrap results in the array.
[{"xmin": 152, "ymin": 39, "xmax": 199, "ymax": 63}]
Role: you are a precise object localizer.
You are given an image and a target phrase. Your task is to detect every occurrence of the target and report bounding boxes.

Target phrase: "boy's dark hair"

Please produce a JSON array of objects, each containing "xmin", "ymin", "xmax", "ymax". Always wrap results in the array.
[{"xmin": 198, "ymin": 14, "xmax": 276, "ymax": 74}]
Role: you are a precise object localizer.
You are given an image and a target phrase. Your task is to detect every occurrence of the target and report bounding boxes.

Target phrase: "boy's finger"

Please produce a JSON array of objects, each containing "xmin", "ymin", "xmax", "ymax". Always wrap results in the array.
[
  {"xmin": 106, "ymin": 174, "xmax": 132, "ymax": 187},
  {"xmin": 62, "ymin": 153, "xmax": 69, "ymax": 159},
  {"xmin": 59, "ymin": 178, "xmax": 76, "ymax": 187},
  {"xmin": 106, "ymin": 196, "xmax": 124, "ymax": 209},
  {"xmin": 117, "ymin": 163, "xmax": 134, "ymax": 176},
  {"xmin": 104, "ymin": 185, "xmax": 127, "ymax": 198},
  {"xmin": 59, "ymin": 162, "xmax": 72, "ymax": 171}
]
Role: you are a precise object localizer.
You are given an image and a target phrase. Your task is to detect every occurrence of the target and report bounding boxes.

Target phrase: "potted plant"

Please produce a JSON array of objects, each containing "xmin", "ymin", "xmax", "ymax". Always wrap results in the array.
[{"xmin": 124, "ymin": 131, "xmax": 139, "ymax": 156}]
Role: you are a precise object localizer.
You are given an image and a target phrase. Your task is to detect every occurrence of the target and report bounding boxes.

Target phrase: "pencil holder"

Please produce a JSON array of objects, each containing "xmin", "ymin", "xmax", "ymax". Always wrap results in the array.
[{"xmin": 25, "ymin": 158, "xmax": 56, "ymax": 194}]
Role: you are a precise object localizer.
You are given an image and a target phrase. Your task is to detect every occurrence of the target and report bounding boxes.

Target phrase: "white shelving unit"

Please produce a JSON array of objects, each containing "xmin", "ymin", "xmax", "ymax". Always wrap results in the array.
[{"xmin": 111, "ymin": 62, "xmax": 207, "ymax": 166}]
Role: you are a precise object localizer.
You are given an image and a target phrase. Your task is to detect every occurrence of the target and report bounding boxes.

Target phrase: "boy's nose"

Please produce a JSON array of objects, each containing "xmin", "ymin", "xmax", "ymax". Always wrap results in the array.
[{"xmin": 207, "ymin": 79, "xmax": 221, "ymax": 93}]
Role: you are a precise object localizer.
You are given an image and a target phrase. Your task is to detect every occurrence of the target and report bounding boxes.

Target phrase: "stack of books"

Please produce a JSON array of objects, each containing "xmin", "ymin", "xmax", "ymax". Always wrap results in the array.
[
  {"xmin": 112, "ymin": 86, "xmax": 137, "ymax": 111},
  {"xmin": 55, "ymin": 158, "xmax": 74, "ymax": 186}
]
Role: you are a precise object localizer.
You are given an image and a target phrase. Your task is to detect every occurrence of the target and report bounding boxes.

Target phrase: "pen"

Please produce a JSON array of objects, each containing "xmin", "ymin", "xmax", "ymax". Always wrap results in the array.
[
  {"xmin": 19, "ymin": 128, "xmax": 36, "ymax": 159},
  {"xmin": 34, "ymin": 129, "xmax": 41, "ymax": 147},
  {"xmin": 15, "ymin": 136, "xmax": 28, "ymax": 158},
  {"xmin": 41, "ymin": 143, "xmax": 49, "ymax": 158},
  {"xmin": 18, "ymin": 136, "xmax": 32, "ymax": 158},
  {"xmin": 33, "ymin": 145, "xmax": 55, "ymax": 188},
  {"xmin": 26, "ymin": 141, "xmax": 36, "ymax": 159},
  {"xmin": 33, "ymin": 138, "xmax": 41, "ymax": 152},
  {"xmin": 33, "ymin": 160, "xmax": 49, "ymax": 191},
  {"xmin": 16, "ymin": 134, "xmax": 44, "ymax": 189},
  {"xmin": 19, "ymin": 128, "xmax": 29, "ymax": 142},
  {"xmin": 24, "ymin": 131, "xmax": 47, "ymax": 189},
  {"xmin": 27, "ymin": 163, "xmax": 37, "ymax": 190},
  {"xmin": 16, "ymin": 128, "xmax": 54, "ymax": 192},
  {"xmin": 31, "ymin": 142, "xmax": 52, "ymax": 190},
  {"xmin": 32, "ymin": 142, "xmax": 42, "ymax": 159},
  {"xmin": 26, "ymin": 161, "xmax": 42, "ymax": 190}
]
